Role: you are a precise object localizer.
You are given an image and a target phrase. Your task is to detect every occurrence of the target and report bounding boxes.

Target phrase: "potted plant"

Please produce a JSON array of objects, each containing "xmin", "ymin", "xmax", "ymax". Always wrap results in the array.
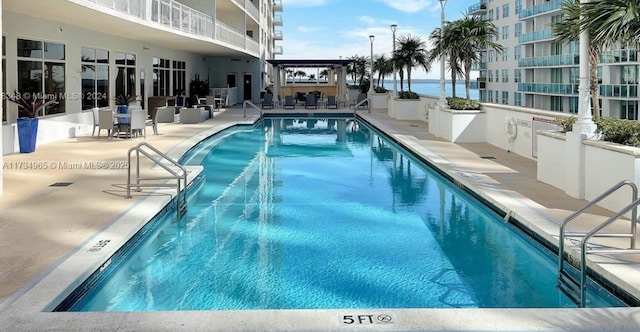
[
  {"xmin": 115, "ymin": 94, "xmax": 137, "ymax": 125},
  {"xmin": 6, "ymin": 92, "xmax": 57, "ymax": 153}
]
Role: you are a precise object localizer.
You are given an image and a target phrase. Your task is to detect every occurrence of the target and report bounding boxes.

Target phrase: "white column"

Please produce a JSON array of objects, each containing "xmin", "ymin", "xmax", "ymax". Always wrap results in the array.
[
  {"xmin": 437, "ymin": 0, "xmax": 447, "ymax": 111},
  {"xmin": 573, "ymin": 0, "xmax": 597, "ymax": 135},
  {"xmin": 565, "ymin": 0, "xmax": 596, "ymax": 199},
  {"xmin": 274, "ymin": 67, "xmax": 281, "ymax": 100},
  {"xmin": 369, "ymin": 35, "xmax": 375, "ymax": 96}
]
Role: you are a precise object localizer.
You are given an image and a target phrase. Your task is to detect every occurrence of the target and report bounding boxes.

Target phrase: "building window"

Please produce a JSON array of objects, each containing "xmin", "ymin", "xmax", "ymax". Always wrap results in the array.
[
  {"xmin": 172, "ymin": 60, "xmax": 186, "ymax": 95},
  {"xmin": 488, "ymin": 10, "xmax": 494, "ymax": 21},
  {"xmin": 81, "ymin": 47, "xmax": 109, "ymax": 110},
  {"xmin": 495, "ymin": 70, "xmax": 499, "ymax": 82},
  {"xmin": 502, "ymin": 48, "xmax": 509, "ymax": 61},
  {"xmin": 495, "ymin": 7, "xmax": 500, "ymax": 20},
  {"xmin": 153, "ymin": 57, "xmax": 170, "ymax": 96},
  {"xmin": 622, "ymin": 65, "xmax": 638, "ymax": 84},
  {"xmin": 551, "ymin": 96, "xmax": 563, "ymax": 112},
  {"xmin": 621, "ymin": 100, "xmax": 638, "ymax": 120},
  {"xmin": 502, "ymin": 69, "xmax": 509, "ymax": 82},
  {"xmin": 569, "ymin": 97, "xmax": 578, "ymax": 114},
  {"xmin": 17, "ymin": 38, "xmax": 65, "ymax": 116},
  {"xmin": 514, "ymin": 92, "xmax": 521, "ymax": 106},
  {"xmin": 502, "ymin": 26, "xmax": 509, "ymax": 40},
  {"xmin": 502, "ymin": 91, "xmax": 509, "ymax": 104},
  {"xmin": 514, "ymin": 69, "xmax": 521, "ymax": 83},
  {"xmin": 514, "ymin": 45, "xmax": 521, "ymax": 60},
  {"xmin": 116, "ymin": 52, "xmax": 136, "ymax": 99},
  {"xmin": 515, "ymin": 0, "xmax": 522, "ymax": 14},
  {"xmin": 488, "ymin": 90, "xmax": 494, "ymax": 103},
  {"xmin": 488, "ymin": 70, "xmax": 494, "ymax": 82},
  {"xmin": 515, "ymin": 23, "xmax": 522, "ymax": 37},
  {"xmin": 503, "ymin": 4, "xmax": 509, "ymax": 18}
]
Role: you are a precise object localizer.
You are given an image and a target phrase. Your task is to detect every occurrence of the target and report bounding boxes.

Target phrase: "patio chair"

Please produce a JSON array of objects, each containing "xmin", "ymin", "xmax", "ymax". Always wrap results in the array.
[
  {"xmin": 262, "ymin": 93, "xmax": 274, "ymax": 109},
  {"xmin": 130, "ymin": 109, "xmax": 147, "ymax": 138},
  {"xmin": 305, "ymin": 93, "xmax": 317, "ymax": 109},
  {"xmin": 326, "ymin": 95, "xmax": 338, "ymax": 109},
  {"xmin": 91, "ymin": 107, "xmax": 100, "ymax": 136},
  {"xmin": 147, "ymin": 107, "xmax": 159, "ymax": 135},
  {"xmin": 97, "ymin": 109, "xmax": 115, "ymax": 138},
  {"xmin": 284, "ymin": 95, "xmax": 296, "ymax": 109}
]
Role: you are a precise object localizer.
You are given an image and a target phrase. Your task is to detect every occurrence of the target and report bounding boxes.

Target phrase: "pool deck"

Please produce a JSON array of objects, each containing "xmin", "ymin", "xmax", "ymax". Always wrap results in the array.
[{"xmin": 1, "ymin": 106, "xmax": 640, "ymax": 331}]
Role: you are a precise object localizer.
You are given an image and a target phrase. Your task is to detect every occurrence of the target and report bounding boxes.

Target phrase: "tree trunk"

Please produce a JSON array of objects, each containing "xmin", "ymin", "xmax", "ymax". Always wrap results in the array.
[
  {"xmin": 399, "ymin": 69, "xmax": 404, "ymax": 91},
  {"xmin": 407, "ymin": 68, "xmax": 412, "ymax": 92},
  {"xmin": 464, "ymin": 62, "xmax": 472, "ymax": 101}
]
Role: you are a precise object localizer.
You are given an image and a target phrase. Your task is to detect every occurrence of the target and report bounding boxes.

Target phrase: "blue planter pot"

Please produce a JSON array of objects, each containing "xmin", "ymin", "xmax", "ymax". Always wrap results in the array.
[
  {"xmin": 117, "ymin": 105, "xmax": 129, "ymax": 124},
  {"xmin": 17, "ymin": 117, "xmax": 38, "ymax": 153}
]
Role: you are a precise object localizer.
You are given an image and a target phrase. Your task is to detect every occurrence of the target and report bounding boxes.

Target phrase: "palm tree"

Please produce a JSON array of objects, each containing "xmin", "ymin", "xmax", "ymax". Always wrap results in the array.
[
  {"xmin": 294, "ymin": 70, "xmax": 306, "ymax": 83},
  {"xmin": 347, "ymin": 55, "xmax": 368, "ymax": 87},
  {"xmin": 449, "ymin": 15, "xmax": 502, "ymax": 101},
  {"xmin": 319, "ymin": 69, "xmax": 329, "ymax": 82},
  {"xmin": 373, "ymin": 54, "xmax": 392, "ymax": 89},
  {"xmin": 395, "ymin": 34, "xmax": 430, "ymax": 92},
  {"xmin": 428, "ymin": 22, "xmax": 464, "ymax": 98},
  {"xmin": 580, "ymin": 0, "xmax": 640, "ymax": 46},
  {"xmin": 391, "ymin": 52, "xmax": 406, "ymax": 91},
  {"xmin": 552, "ymin": 0, "xmax": 606, "ymax": 120},
  {"xmin": 308, "ymin": 74, "xmax": 316, "ymax": 82}
]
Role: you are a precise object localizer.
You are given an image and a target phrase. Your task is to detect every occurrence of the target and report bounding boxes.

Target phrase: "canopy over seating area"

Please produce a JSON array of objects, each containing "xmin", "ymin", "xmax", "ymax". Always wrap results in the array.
[{"xmin": 267, "ymin": 59, "xmax": 353, "ymax": 107}]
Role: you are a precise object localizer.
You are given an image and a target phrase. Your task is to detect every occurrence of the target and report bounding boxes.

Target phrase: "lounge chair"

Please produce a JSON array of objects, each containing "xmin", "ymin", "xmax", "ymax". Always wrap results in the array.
[
  {"xmin": 326, "ymin": 95, "xmax": 337, "ymax": 109},
  {"xmin": 262, "ymin": 93, "xmax": 274, "ymax": 109},
  {"xmin": 305, "ymin": 93, "xmax": 317, "ymax": 109},
  {"xmin": 284, "ymin": 95, "xmax": 296, "ymax": 109},
  {"xmin": 97, "ymin": 108, "xmax": 115, "ymax": 138}
]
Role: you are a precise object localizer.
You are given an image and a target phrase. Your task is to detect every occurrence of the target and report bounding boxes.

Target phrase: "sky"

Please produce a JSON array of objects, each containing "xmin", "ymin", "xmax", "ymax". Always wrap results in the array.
[{"xmin": 278, "ymin": 0, "xmax": 471, "ymax": 80}]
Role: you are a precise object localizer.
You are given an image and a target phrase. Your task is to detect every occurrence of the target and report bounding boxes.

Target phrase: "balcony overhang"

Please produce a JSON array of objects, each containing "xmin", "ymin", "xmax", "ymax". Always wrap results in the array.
[
  {"xmin": 5, "ymin": 0, "xmax": 255, "ymax": 57},
  {"xmin": 267, "ymin": 59, "xmax": 353, "ymax": 69}
]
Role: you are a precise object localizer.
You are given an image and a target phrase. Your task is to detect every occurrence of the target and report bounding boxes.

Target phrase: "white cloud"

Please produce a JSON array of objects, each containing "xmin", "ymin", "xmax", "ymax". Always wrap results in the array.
[{"xmin": 375, "ymin": 0, "xmax": 433, "ymax": 13}]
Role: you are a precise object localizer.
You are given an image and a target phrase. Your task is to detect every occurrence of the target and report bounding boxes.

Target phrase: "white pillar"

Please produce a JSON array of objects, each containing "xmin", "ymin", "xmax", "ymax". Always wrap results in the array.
[
  {"xmin": 274, "ymin": 67, "xmax": 281, "ymax": 101},
  {"xmin": 437, "ymin": 0, "xmax": 448, "ymax": 111},
  {"xmin": 369, "ymin": 35, "xmax": 375, "ymax": 96},
  {"xmin": 573, "ymin": 0, "xmax": 597, "ymax": 135},
  {"xmin": 565, "ymin": 0, "xmax": 596, "ymax": 199}
]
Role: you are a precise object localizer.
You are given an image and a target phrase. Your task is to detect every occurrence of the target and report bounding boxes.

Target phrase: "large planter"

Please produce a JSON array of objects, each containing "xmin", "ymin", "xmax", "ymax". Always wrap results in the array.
[
  {"xmin": 117, "ymin": 105, "xmax": 129, "ymax": 124},
  {"xmin": 370, "ymin": 92, "xmax": 389, "ymax": 110},
  {"xmin": 17, "ymin": 117, "xmax": 38, "ymax": 153},
  {"xmin": 389, "ymin": 98, "xmax": 423, "ymax": 121}
]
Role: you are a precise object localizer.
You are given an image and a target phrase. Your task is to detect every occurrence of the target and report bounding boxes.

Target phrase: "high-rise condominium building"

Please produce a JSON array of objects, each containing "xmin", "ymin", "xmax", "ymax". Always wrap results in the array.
[{"xmin": 472, "ymin": 0, "xmax": 638, "ymax": 120}]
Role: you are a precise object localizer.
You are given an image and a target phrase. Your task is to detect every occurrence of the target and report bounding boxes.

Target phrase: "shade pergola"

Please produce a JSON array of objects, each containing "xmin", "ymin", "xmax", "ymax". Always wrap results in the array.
[{"xmin": 266, "ymin": 59, "xmax": 354, "ymax": 102}]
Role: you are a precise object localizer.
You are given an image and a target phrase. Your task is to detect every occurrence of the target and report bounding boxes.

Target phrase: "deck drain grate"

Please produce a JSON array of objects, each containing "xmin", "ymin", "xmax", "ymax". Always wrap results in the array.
[
  {"xmin": 49, "ymin": 182, "xmax": 74, "ymax": 187},
  {"xmin": 480, "ymin": 156, "xmax": 496, "ymax": 160},
  {"xmin": 409, "ymin": 124, "xmax": 420, "ymax": 127}
]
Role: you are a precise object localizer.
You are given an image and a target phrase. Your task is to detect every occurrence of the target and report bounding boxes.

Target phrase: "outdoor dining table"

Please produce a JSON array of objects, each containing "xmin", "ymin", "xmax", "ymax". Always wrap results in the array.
[{"xmin": 113, "ymin": 113, "xmax": 132, "ymax": 139}]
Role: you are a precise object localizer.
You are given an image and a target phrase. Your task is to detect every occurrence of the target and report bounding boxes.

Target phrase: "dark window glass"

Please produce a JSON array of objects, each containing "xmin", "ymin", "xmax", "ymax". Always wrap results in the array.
[
  {"xmin": 17, "ymin": 39, "xmax": 42, "ymax": 58},
  {"xmin": 115, "ymin": 52, "xmax": 126, "ymax": 65},
  {"xmin": 96, "ymin": 65, "xmax": 109, "ymax": 107},
  {"xmin": 96, "ymin": 49, "xmax": 109, "ymax": 64},
  {"xmin": 81, "ymin": 47, "xmax": 95, "ymax": 62},
  {"xmin": 44, "ymin": 62, "xmax": 65, "ymax": 114},
  {"xmin": 44, "ymin": 42, "xmax": 65, "ymax": 60},
  {"xmin": 82, "ymin": 64, "xmax": 96, "ymax": 110}
]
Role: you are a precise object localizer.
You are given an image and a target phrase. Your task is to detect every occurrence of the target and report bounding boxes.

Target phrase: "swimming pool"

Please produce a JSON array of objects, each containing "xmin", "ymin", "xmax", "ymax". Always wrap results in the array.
[{"xmin": 59, "ymin": 116, "xmax": 624, "ymax": 311}]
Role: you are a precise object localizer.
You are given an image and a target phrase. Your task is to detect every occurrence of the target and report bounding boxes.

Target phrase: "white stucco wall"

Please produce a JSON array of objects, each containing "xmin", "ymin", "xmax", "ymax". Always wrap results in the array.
[{"xmin": 1, "ymin": 11, "xmax": 224, "ymax": 154}]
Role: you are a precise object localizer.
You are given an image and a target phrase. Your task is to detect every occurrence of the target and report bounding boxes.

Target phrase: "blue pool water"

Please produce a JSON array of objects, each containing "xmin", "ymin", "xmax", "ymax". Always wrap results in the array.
[{"xmin": 64, "ymin": 116, "xmax": 622, "ymax": 311}]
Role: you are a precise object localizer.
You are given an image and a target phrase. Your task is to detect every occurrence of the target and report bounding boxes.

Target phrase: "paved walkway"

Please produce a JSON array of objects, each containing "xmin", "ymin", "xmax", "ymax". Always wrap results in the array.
[{"xmin": 1, "ymin": 106, "xmax": 639, "ymax": 331}]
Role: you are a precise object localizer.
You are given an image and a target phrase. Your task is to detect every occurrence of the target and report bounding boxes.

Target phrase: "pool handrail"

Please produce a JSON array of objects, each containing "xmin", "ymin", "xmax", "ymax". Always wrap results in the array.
[
  {"xmin": 126, "ymin": 142, "xmax": 189, "ymax": 219},
  {"xmin": 243, "ymin": 100, "xmax": 262, "ymax": 118},
  {"xmin": 557, "ymin": 179, "xmax": 639, "ymax": 307}
]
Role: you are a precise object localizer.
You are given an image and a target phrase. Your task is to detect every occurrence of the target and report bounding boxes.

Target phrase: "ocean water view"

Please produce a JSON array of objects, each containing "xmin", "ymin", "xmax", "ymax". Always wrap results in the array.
[{"xmin": 346, "ymin": 79, "xmax": 480, "ymax": 100}]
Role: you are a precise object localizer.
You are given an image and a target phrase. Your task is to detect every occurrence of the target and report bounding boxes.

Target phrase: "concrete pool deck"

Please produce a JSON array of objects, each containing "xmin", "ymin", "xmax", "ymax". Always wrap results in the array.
[{"xmin": 0, "ymin": 106, "xmax": 639, "ymax": 331}]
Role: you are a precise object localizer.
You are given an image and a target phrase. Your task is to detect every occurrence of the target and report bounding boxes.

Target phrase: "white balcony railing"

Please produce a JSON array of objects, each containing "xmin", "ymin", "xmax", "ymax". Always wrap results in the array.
[
  {"xmin": 230, "ymin": 0, "xmax": 259, "ymax": 22},
  {"xmin": 216, "ymin": 20, "xmax": 246, "ymax": 49},
  {"xmin": 87, "ymin": 0, "xmax": 258, "ymax": 56}
]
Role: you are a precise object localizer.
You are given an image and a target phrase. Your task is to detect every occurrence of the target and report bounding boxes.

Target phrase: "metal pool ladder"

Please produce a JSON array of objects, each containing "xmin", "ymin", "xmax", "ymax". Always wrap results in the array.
[
  {"xmin": 126, "ymin": 142, "xmax": 188, "ymax": 219},
  {"xmin": 558, "ymin": 180, "xmax": 640, "ymax": 307}
]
